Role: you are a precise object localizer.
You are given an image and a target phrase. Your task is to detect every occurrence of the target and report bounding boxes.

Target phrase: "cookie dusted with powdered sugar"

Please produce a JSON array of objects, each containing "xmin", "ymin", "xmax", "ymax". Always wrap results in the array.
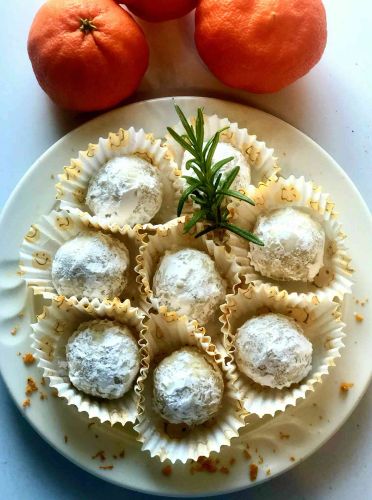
[
  {"xmin": 86, "ymin": 155, "xmax": 163, "ymax": 226},
  {"xmin": 249, "ymin": 207, "xmax": 325, "ymax": 282},
  {"xmin": 51, "ymin": 231, "xmax": 130, "ymax": 300},
  {"xmin": 66, "ymin": 319, "xmax": 140, "ymax": 399},
  {"xmin": 235, "ymin": 313, "xmax": 313, "ymax": 389},
  {"xmin": 152, "ymin": 347, "xmax": 224, "ymax": 426},
  {"xmin": 152, "ymin": 248, "xmax": 226, "ymax": 324}
]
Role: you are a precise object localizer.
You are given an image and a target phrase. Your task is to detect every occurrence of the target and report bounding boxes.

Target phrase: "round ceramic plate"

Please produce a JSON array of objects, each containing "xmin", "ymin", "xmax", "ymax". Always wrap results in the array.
[{"xmin": 0, "ymin": 97, "xmax": 371, "ymax": 496}]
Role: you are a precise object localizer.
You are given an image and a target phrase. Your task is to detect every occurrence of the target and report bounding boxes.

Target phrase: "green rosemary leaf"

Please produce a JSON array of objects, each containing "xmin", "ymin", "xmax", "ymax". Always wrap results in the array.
[
  {"xmin": 214, "ymin": 172, "xmax": 222, "ymax": 190},
  {"xmin": 170, "ymin": 104, "xmax": 263, "ymax": 247},
  {"xmin": 221, "ymin": 222, "xmax": 264, "ymax": 246},
  {"xmin": 183, "ymin": 210, "xmax": 206, "ymax": 233},
  {"xmin": 174, "ymin": 105, "xmax": 197, "ymax": 145},
  {"xmin": 182, "ymin": 175, "xmax": 202, "ymax": 187},
  {"xmin": 195, "ymin": 224, "xmax": 219, "ymax": 238},
  {"xmin": 205, "ymin": 132, "xmax": 220, "ymax": 170},
  {"xmin": 166, "ymin": 126, "xmax": 195, "ymax": 155},
  {"xmin": 210, "ymin": 157, "xmax": 233, "ymax": 181},
  {"xmin": 216, "ymin": 189, "xmax": 255, "ymax": 205},
  {"xmin": 196, "ymin": 108, "xmax": 204, "ymax": 148},
  {"xmin": 190, "ymin": 193, "xmax": 206, "ymax": 206},
  {"xmin": 219, "ymin": 165, "xmax": 240, "ymax": 191},
  {"xmin": 177, "ymin": 184, "xmax": 199, "ymax": 217}
]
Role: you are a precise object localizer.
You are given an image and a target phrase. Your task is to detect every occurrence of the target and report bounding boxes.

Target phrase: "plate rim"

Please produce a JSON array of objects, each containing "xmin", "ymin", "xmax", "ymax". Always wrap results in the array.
[{"xmin": 0, "ymin": 95, "xmax": 371, "ymax": 497}]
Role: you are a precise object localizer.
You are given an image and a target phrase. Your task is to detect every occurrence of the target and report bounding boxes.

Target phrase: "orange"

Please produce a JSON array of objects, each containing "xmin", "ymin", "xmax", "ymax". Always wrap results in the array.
[
  {"xmin": 27, "ymin": 0, "xmax": 149, "ymax": 111},
  {"xmin": 195, "ymin": 0, "xmax": 327, "ymax": 93},
  {"xmin": 122, "ymin": 0, "xmax": 197, "ymax": 22}
]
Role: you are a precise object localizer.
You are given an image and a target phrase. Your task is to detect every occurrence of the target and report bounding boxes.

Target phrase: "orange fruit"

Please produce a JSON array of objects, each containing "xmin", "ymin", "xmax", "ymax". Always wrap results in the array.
[
  {"xmin": 195, "ymin": 0, "xmax": 327, "ymax": 93},
  {"xmin": 122, "ymin": 0, "xmax": 197, "ymax": 22},
  {"xmin": 28, "ymin": 0, "xmax": 149, "ymax": 111}
]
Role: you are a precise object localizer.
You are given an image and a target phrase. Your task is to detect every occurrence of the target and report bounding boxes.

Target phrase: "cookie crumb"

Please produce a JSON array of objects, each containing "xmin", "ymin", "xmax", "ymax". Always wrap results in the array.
[
  {"xmin": 162, "ymin": 465, "xmax": 172, "ymax": 477},
  {"xmin": 258, "ymin": 455, "xmax": 264, "ymax": 464},
  {"xmin": 290, "ymin": 456, "xmax": 296, "ymax": 462},
  {"xmin": 249, "ymin": 464, "xmax": 258, "ymax": 481},
  {"xmin": 64, "ymin": 435, "xmax": 68, "ymax": 444},
  {"xmin": 340, "ymin": 382, "xmax": 354, "ymax": 392},
  {"xmin": 99, "ymin": 465, "xmax": 113, "ymax": 470},
  {"xmin": 92, "ymin": 450, "xmax": 106, "ymax": 462},
  {"xmin": 40, "ymin": 377, "xmax": 46, "ymax": 386},
  {"xmin": 354, "ymin": 313, "xmax": 364, "ymax": 322},
  {"xmin": 39, "ymin": 393, "xmax": 47, "ymax": 400},
  {"xmin": 266, "ymin": 468, "xmax": 271, "ymax": 476},
  {"xmin": 229, "ymin": 457, "xmax": 236, "ymax": 466},
  {"xmin": 10, "ymin": 327, "xmax": 18, "ymax": 336},
  {"xmin": 220, "ymin": 466, "xmax": 229, "ymax": 474},
  {"xmin": 118, "ymin": 449, "xmax": 125, "ymax": 459},
  {"xmin": 18, "ymin": 312, "xmax": 25, "ymax": 319},
  {"xmin": 22, "ymin": 398, "xmax": 31, "ymax": 408},
  {"xmin": 22, "ymin": 353, "xmax": 36, "ymax": 365},
  {"xmin": 243, "ymin": 450, "xmax": 251, "ymax": 460},
  {"xmin": 25, "ymin": 377, "xmax": 38, "ymax": 396},
  {"xmin": 279, "ymin": 431, "xmax": 290, "ymax": 440}
]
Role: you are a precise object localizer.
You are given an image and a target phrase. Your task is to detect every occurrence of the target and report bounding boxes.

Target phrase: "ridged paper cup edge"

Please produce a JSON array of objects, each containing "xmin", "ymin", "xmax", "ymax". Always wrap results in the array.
[
  {"xmin": 55, "ymin": 127, "xmax": 183, "ymax": 229},
  {"xmin": 164, "ymin": 113, "xmax": 280, "ymax": 186},
  {"xmin": 134, "ymin": 312, "xmax": 247, "ymax": 463},
  {"xmin": 220, "ymin": 282, "xmax": 346, "ymax": 418},
  {"xmin": 31, "ymin": 296, "xmax": 146, "ymax": 426},
  {"xmin": 227, "ymin": 175, "xmax": 354, "ymax": 301},
  {"xmin": 19, "ymin": 209, "xmax": 145, "ymax": 305},
  {"xmin": 134, "ymin": 216, "xmax": 242, "ymax": 334}
]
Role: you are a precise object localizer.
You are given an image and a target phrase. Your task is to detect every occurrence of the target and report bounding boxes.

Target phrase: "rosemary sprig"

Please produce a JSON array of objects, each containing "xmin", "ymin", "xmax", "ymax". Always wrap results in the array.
[{"xmin": 167, "ymin": 105, "xmax": 264, "ymax": 245}]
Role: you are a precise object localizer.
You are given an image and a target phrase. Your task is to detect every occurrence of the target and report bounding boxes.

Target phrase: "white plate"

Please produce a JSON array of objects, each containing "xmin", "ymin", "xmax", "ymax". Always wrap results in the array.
[{"xmin": 0, "ymin": 97, "xmax": 371, "ymax": 496}]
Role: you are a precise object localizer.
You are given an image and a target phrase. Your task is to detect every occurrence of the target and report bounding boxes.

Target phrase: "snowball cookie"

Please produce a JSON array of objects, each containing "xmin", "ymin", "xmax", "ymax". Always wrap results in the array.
[
  {"xmin": 152, "ymin": 248, "xmax": 226, "ymax": 324},
  {"xmin": 250, "ymin": 207, "xmax": 325, "ymax": 282},
  {"xmin": 235, "ymin": 313, "xmax": 313, "ymax": 389},
  {"xmin": 152, "ymin": 347, "xmax": 224, "ymax": 425},
  {"xmin": 181, "ymin": 142, "xmax": 251, "ymax": 190},
  {"xmin": 86, "ymin": 155, "xmax": 163, "ymax": 226},
  {"xmin": 52, "ymin": 231, "xmax": 129, "ymax": 300},
  {"xmin": 66, "ymin": 319, "xmax": 140, "ymax": 399}
]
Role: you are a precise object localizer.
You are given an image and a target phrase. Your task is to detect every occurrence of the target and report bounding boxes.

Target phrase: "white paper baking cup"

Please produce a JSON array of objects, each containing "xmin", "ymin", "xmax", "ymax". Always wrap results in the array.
[
  {"xmin": 134, "ymin": 312, "xmax": 247, "ymax": 463},
  {"xmin": 19, "ymin": 209, "xmax": 144, "ymax": 305},
  {"xmin": 135, "ymin": 216, "xmax": 242, "ymax": 346},
  {"xmin": 221, "ymin": 282, "xmax": 346, "ymax": 417},
  {"xmin": 164, "ymin": 113, "xmax": 280, "ymax": 187},
  {"xmin": 55, "ymin": 127, "xmax": 183, "ymax": 229},
  {"xmin": 228, "ymin": 175, "xmax": 354, "ymax": 301},
  {"xmin": 31, "ymin": 297, "xmax": 146, "ymax": 426}
]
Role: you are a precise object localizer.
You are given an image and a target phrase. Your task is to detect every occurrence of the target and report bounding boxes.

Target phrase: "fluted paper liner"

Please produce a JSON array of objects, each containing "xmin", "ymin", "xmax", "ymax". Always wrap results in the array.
[
  {"xmin": 221, "ymin": 282, "xmax": 346, "ymax": 418},
  {"xmin": 164, "ymin": 113, "xmax": 280, "ymax": 187},
  {"xmin": 56, "ymin": 127, "xmax": 183, "ymax": 229},
  {"xmin": 31, "ymin": 296, "xmax": 146, "ymax": 426},
  {"xmin": 228, "ymin": 175, "xmax": 354, "ymax": 301},
  {"xmin": 135, "ymin": 216, "xmax": 242, "ymax": 345},
  {"xmin": 19, "ymin": 209, "xmax": 144, "ymax": 305},
  {"xmin": 134, "ymin": 312, "xmax": 247, "ymax": 463}
]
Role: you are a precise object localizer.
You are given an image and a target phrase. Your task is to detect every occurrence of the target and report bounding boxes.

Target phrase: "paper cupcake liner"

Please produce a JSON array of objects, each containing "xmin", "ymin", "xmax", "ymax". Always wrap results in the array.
[
  {"xmin": 228, "ymin": 175, "xmax": 354, "ymax": 301},
  {"xmin": 31, "ymin": 296, "xmax": 146, "ymax": 426},
  {"xmin": 135, "ymin": 216, "xmax": 242, "ymax": 345},
  {"xmin": 55, "ymin": 127, "xmax": 183, "ymax": 229},
  {"xmin": 134, "ymin": 312, "xmax": 247, "ymax": 463},
  {"xmin": 19, "ymin": 209, "xmax": 145, "ymax": 305},
  {"xmin": 164, "ymin": 113, "xmax": 280, "ymax": 188},
  {"xmin": 221, "ymin": 282, "xmax": 346, "ymax": 418}
]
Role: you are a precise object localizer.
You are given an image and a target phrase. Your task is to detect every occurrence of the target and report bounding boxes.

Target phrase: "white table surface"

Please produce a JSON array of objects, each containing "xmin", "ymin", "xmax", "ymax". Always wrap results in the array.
[{"xmin": 0, "ymin": 1, "xmax": 371, "ymax": 498}]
